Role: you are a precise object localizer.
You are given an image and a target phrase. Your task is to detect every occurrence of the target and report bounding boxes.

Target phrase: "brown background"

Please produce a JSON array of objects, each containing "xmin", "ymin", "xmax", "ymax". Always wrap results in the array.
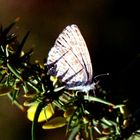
[{"xmin": 0, "ymin": 0, "xmax": 139, "ymax": 140}]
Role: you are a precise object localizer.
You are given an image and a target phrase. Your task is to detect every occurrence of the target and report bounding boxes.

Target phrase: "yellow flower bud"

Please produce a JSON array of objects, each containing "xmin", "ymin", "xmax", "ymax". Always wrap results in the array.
[
  {"xmin": 27, "ymin": 103, "xmax": 54, "ymax": 122},
  {"xmin": 42, "ymin": 116, "xmax": 66, "ymax": 129}
]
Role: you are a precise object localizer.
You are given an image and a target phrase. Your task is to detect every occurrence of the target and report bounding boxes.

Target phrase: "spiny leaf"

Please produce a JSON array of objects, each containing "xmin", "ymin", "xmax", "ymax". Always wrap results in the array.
[{"xmin": 16, "ymin": 31, "xmax": 30, "ymax": 57}]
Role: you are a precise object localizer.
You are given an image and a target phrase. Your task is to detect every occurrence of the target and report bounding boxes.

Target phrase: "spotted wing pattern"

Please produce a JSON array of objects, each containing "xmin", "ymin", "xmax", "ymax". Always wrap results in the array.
[{"xmin": 46, "ymin": 24, "xmax": 93, "ymax": 88}]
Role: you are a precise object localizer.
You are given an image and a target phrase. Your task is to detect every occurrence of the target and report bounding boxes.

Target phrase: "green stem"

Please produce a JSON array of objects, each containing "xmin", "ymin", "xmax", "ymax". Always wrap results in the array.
[{"xmin": 31, "ymin": 101, "xmax": 43, "ymax": 140}]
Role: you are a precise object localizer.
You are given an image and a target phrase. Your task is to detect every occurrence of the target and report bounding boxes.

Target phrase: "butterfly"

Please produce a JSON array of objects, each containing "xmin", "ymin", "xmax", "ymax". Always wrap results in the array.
[{"xmin": 46, "ymin": 24, "xmax": 96, "ymax": 93}]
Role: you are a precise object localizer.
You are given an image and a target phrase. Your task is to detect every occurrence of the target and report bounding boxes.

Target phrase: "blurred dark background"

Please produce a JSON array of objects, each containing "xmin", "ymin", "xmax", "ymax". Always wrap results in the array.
[{"xmin": 0, "ymin": 0, "xmax": 140, "ymax": 139}]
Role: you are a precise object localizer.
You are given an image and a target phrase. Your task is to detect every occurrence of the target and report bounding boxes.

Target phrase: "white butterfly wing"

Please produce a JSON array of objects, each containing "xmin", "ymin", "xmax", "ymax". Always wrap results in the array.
[{"xmin": 47, "ymin": 24, "xmax": 93, "ymax": 88}]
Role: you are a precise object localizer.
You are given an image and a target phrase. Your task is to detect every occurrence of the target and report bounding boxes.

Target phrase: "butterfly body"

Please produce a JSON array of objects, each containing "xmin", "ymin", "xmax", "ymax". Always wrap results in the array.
[
  {"xmin": 67, "ymin": 82, "xmax": 96, "ymax": 93},
  {"xmin": 46, "ymin": 24, "xmax": 95, "ymax": 93}
]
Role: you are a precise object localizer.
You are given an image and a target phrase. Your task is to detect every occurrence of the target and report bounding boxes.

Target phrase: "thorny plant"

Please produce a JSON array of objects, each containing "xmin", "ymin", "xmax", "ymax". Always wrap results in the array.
[{"xmin": 0, "ymin": 20, "xmax": 139, "ymax": 140}]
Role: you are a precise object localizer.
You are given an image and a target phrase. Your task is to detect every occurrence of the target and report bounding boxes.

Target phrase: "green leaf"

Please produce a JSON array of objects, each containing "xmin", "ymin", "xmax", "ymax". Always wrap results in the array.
[
  {"xmin": 84, "ymin": 95, "xmax": 114, "ymax": 107},
  {"xmin": 7, "ymin": 92, "xmax": 24, "ymax": 111},
  {"xmin": 7, "ymin": 63, "xmax": 23, "ymax": 81},
  {"xmin": 68, "ymin": 125, "xmax": 80, "ymax": 140},
  {"xmin": 89, "ymin": 127, "xmax": 94, "ymax": 140}
]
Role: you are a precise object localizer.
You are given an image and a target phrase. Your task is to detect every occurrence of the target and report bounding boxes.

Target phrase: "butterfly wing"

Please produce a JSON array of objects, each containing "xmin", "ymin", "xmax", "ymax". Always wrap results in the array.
[{"xmin": 46, "ymin": 24, "xmax": 93, "ymax": 88}]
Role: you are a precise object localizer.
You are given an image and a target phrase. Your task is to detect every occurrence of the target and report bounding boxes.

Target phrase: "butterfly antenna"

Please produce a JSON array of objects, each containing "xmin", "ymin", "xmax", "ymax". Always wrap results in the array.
[{"xmin": 94, "ymin": 73, "xmax": 109, "ymax": 81}]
